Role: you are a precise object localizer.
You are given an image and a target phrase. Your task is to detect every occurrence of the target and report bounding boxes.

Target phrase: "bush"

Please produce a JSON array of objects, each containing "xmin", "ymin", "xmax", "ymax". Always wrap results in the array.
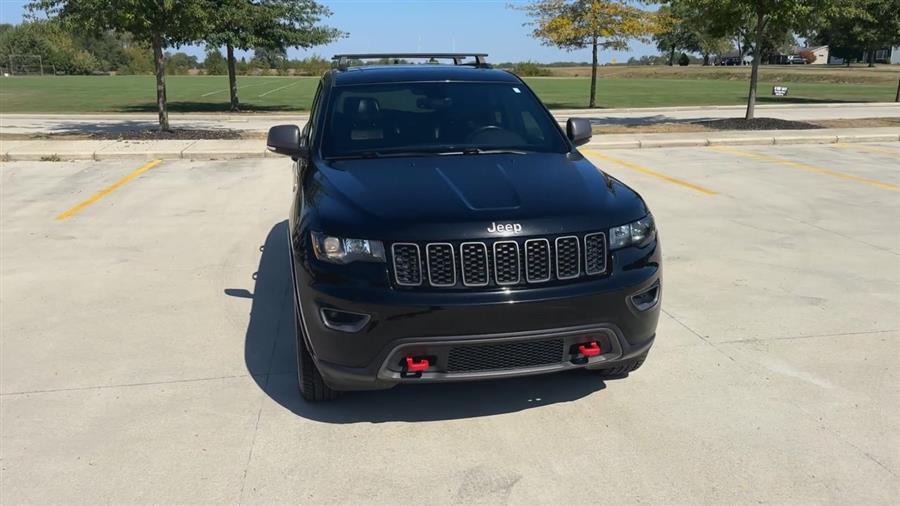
[
  {"xmin": 506, "ymin": 61, "xmax": 552, "ymax": 77},
  {"xmin": 678, "ymin": 53, "xmax": 690, "ymax": 66}
]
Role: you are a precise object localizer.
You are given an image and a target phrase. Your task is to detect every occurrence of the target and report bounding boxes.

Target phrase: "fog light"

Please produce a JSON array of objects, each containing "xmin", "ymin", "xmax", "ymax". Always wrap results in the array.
[
  {"xmin": 631, "ymin": 283, "xmax": 660, "ymax": 311},
  {"xmin": 319, "ymin": 308, "xmax": 371, "ymax": 332}
]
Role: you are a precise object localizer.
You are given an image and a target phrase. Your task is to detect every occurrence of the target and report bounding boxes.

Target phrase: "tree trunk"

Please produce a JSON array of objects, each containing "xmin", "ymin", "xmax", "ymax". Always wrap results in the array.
[
  {"xmin": 867, "ymin": 48, "xmax": 875, "ymax": 67},
  {"xmin": 152, "ymin": 33, "xmax": 169, "ymax": 131},
  {"xmin": 745, "ymin": 12, "xmax": 765, "ymax": 120},
  {"xmin": 895, "ymin": 77, "xmax": 899, "ymax": 102},
  {"xmin": 589, "ymin": 37, "xmax": 598, "ymax": 108},
  {"xmin": 227, "ymin": 43, "xmax": 240, "ymax": 112},
  {"xmin": 703, "ymin": 53, "xmax": 710, "ymax": 66},
  {"xmin": 668, "ymin": 46, "xmax": 676, "ymax": 66}
]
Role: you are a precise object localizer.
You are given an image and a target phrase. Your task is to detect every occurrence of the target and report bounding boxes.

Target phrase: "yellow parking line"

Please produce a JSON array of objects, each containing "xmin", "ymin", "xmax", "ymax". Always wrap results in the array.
[
  {"xmin": 582, "ymin": 148, "xmax": 717, "ymax": 196},
  {"xmin": 710, "ymin": 146, "xmax": 898, "ymax": 191},
  {"xmin": 830, "ymin": 143, "xmax": 900, "ymax": 157},
  {"xmin": 56, "ymin": 159, "xmax": 162, "ymax": 220}
]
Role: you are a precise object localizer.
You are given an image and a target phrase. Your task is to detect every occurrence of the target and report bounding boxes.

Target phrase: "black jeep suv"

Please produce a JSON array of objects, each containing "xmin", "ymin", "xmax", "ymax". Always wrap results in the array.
[{"xmin": 266, "ymin": 54, "xmax": 661, "ymax": 401}]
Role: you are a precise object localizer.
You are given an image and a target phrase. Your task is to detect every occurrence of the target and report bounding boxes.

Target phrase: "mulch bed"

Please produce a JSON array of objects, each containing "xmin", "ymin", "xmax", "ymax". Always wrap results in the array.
[
  {"xmin": 693, "ymin": 117, "xmax": 823, "ymax": 130},
  {"xmin": 89, "ymin": 129, "xmax": 245, "ymax": 140}
]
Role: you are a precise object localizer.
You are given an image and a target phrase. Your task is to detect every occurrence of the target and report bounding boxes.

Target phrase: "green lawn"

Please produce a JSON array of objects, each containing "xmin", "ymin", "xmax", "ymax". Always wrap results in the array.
[{"xmin": 0, "ymin": 74, "xmax": 896, "ymax": 113}]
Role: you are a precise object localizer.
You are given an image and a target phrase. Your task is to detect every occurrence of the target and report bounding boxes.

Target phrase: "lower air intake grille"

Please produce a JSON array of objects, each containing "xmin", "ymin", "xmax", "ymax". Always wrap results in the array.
[{"xmin": 447, "ymin": 339, "xmax": 565, "ymax": 372}]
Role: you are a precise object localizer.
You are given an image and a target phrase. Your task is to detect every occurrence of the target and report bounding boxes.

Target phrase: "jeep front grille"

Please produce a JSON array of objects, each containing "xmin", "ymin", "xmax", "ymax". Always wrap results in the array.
[
  {"xmin": 390, "ymin": 232, "xmax": 607, "ymax": 289},
  {"xmin": 391, "ymin": 243, "xmax": 422, "ymax": 286}
]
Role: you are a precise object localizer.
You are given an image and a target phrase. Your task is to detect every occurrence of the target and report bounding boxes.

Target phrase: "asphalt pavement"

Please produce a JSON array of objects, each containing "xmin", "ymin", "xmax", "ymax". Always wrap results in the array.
[{"xmin": 1, "ymin": 143, "xmax": 898, "ymax": 503}]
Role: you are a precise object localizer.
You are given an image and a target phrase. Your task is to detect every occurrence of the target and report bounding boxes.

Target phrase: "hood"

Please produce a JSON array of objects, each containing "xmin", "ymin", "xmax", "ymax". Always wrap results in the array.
[{"xmin": 308, "ymin": 152, "xmax": 648, "ymax": 239}]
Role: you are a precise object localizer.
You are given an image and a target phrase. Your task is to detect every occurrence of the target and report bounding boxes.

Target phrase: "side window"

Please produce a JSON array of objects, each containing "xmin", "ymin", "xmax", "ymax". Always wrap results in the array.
[{"xmin": 307, "ymin": 81, "xmax": 324, "ymax": 146}]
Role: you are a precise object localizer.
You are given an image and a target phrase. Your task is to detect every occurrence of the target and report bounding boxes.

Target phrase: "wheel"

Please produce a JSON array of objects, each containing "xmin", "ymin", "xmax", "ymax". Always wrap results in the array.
[
  {"xmin": 294, "ymin": 303, "xmax": 340, "ymax": 402},
  {"xmin": 592, "ymin": 351, "xmax": 649, "ymax": 378}
]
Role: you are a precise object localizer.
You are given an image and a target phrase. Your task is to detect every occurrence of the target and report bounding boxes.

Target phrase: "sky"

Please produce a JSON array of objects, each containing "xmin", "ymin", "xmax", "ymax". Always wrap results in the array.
[{"xmin": 0, "ymin": 0, "xmax": 659, "ymax": 64}]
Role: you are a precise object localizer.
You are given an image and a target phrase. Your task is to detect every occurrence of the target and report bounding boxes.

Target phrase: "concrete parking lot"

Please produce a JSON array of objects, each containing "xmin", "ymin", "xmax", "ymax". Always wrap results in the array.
[{"xmin": 1, "ymin": 143, "xmax": 898, "ymax": 503}]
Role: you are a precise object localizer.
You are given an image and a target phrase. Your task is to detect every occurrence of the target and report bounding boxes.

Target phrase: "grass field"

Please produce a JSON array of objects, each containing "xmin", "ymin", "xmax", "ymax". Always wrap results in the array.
[
  {"xmin": 1, "ymin": 67, "xmax": 897, "ymax": 113},
  {"xmin": 547, "ymin": 64, "xmax": 900, "ymax": 85}
]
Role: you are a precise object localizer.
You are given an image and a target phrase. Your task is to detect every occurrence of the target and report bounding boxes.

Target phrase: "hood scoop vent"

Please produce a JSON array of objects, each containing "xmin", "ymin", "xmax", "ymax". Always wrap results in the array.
[{"xmin": 435, "ymin": 164, "xmax": 521, "ymax": 211}]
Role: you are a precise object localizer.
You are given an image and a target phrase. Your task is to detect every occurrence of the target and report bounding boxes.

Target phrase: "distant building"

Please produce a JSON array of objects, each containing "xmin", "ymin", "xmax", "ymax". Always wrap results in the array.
[
  {"xmin": 872, "ymin": 47, "xmax": 900, "ymax": 64},
  {"xmin": 771, "ymin": 45, "xmax": 829, "ymax": 65},
  {"xmin": 798, "ymin": 45, "xmax": 829, "ymax": 65}
]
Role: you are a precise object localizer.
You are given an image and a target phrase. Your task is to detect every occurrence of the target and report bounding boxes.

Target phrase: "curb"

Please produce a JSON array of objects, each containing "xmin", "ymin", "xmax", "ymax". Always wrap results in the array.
[
  {"xmin": 588, "ymin": 133, "xmax": 899, "ymax": 151},
  {"xmin": 2, "ymin": 133, "xmax": 898, "ymax": 161}
]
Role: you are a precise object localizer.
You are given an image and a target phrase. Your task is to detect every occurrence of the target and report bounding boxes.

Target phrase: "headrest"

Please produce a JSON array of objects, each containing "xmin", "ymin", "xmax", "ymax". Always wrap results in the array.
[{"xmin": 345, "ymin": 97, "xmax": 381, "ymax": 117}]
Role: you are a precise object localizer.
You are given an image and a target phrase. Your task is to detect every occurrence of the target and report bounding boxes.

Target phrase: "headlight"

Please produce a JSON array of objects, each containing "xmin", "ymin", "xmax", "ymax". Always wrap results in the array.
[
  {"xmin": 609, "ymin": 214, "xmax": 655, "ymax": 250},
  {"xmin": 310, "ymin": 232, "xmax": 386, "ymax": 264}
]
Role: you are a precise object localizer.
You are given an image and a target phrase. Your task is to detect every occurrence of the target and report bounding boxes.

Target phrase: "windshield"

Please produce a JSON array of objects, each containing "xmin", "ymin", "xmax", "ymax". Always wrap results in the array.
[{"xmin": 321, "ymin": 81, "xmax": 569, "ymax": 158}]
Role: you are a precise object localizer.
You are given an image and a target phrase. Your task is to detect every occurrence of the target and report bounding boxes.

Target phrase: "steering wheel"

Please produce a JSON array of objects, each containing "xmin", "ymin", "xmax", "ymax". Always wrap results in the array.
[{"xmin": 466, "ymin": 125, "xmax": 503, "ymax": 141}]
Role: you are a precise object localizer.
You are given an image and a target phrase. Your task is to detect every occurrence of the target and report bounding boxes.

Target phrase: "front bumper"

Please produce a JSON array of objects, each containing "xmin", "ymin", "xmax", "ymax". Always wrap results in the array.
[{"xmin": 292, "ymin": 238, "xmax": 661, "ymax": 391}]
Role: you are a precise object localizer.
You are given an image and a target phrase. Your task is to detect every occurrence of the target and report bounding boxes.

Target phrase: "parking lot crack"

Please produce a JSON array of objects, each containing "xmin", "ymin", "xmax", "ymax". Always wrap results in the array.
[
  {"xmin": 0, "ymin": 374, "xmax": 252, "ymax": 397},
  {"xmin": 663, "ymin": 308, "xmax": 736, "ymax": 363},
  {"xmin": 238, "ymin": 407, "xmax": 263, "ymax": 505},
  {"xmin": 716, "ymin": 329, "xmax": 896, "ymax": 345}
]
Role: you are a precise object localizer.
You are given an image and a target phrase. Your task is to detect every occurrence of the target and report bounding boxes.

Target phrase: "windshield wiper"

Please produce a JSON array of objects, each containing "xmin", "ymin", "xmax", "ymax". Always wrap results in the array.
[
  {"xmin": 326, "ymin": 151, "xmax": 437, "ymax": 160},
  {"xmin": 327, "ymin": 147, "xmax": 530, "ymax": 160},
  {"xmin": 443, "ymin": 148, "xmax": 529, "ymax": 156}
]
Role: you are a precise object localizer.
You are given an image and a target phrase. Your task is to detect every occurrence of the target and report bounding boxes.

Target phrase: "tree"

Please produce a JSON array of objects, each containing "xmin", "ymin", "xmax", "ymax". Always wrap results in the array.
[
  {"xmin": 252, "ymin": 46, "xmax": 287, "ymax": 69},
  {"xmin": 654, "ymin": 5, "xmax": 699, "ymax": 66},
  {"xmin": 73, "ymin": 30, "xmax": 130, "ymax": 71},
  {"xmin": 205, "ymin": 0, "xmax": 342, "ymax": 112},
  {"xmin": 203, "ymin": 46, "xmax": 227, "ymax": 75},
  {"xmin": 164, "ymin": 51, "xmax": 199, "ymax": 75},
  {"xmin": 516, "ymin": 0, "xmax": 658, "ymax": 108},
  {"xmin": 30, "ymin": 0, "xmax": 211, "ymax": 130},
  {"xmin": 810, "ymin": 0, "xmax": 900, "ymax": 67},
  {"xmin": 684, "ymin": 0, "xmax": 830, "ymax": 119},
  {"xmin": 0, "ymin": 20, "xmax": 102, "ymax": 74}
]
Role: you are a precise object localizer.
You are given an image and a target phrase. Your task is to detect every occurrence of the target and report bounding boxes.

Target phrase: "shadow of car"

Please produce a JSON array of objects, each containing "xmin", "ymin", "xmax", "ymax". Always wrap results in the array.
[{"xmin": 230, "ymin": 221, "xmax": 614, "ymax": 423}]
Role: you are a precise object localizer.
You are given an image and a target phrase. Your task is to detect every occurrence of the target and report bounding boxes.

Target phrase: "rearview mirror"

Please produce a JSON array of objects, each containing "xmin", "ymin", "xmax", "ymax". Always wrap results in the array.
[
  {"xmin": 266, "ymin": 124, "xmax": 305, "ymax": 158},
  {"xmin": 566, "ymin": 118, "xmax": 592, "ymax": 146}
]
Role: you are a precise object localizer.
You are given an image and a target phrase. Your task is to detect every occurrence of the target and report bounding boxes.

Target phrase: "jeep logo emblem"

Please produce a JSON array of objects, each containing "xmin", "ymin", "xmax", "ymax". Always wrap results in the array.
[{"xmin": 487, "ymin": 222, "xmax": 522, "ymax": 234}]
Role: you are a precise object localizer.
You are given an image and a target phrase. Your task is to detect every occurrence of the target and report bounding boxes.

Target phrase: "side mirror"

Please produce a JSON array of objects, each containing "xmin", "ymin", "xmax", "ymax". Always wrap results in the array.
[
  {"xmin": 266, "ymin": 124, "xmax": 306, "ymax": 158},
  {"xmin": 566, "ymin": 117, "xmax": 592, "ymax": 146}
]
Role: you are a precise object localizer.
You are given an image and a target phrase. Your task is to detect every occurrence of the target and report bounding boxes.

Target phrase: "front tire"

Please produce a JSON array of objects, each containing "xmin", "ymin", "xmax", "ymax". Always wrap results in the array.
[
  {"xmin": 591, "ymin": 350, "xmax": 648, "ymax": 378},
  {"xmin": 294, "ymin": 301, "xmax": 339, "ymax": 402}
]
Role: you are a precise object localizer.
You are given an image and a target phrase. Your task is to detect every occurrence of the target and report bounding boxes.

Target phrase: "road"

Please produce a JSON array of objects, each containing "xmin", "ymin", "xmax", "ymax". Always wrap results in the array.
[
  {"xmin": 1, "ymin": 143, "xmax": 898, "ymax": 503},
  {"xmin": 1, "ymin": 102, "xmax": 898, "ymax": 135}
]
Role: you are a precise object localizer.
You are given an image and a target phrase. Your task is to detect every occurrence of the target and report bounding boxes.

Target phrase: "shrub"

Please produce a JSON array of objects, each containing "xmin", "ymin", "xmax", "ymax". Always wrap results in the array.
[
  {"xmin": 678, "ymin": 53, "xmax": 690, "ymax": 66},
  {"xmin": 507, "ymin": 61, "xmax": 552, "ymax": 77}
]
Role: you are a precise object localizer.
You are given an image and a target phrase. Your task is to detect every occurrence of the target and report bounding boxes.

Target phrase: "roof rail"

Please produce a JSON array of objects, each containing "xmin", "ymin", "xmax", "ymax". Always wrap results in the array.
[{"xmin": 332, "ymin": 53, "xmax": 489, "ymax": 70}]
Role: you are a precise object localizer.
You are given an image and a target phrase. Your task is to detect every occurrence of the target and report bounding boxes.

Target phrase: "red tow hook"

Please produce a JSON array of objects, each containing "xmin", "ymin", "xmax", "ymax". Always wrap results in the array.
[
  {"xmin": 405, "ymin": 356, "xmax": 431, "ymax": 372},
  {"xmin": 578, "ymin": 341, "xmax": 602, "ymax": 357}
]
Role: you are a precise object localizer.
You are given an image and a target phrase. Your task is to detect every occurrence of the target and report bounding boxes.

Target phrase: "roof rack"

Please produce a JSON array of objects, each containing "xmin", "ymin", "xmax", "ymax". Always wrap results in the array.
[{"xmin": 332, "ymin": 53, "xmax": 489, "ymax": 70}]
